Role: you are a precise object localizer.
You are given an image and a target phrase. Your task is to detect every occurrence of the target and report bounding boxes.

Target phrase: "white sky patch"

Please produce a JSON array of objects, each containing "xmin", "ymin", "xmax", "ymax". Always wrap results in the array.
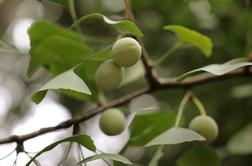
[
  {"xmin": 2, "ymin": 98, "xmax": 72, "ymax": 165},
  {"xmin": 0, "ymin": 143, "xmax": 16, "ymax": 166},
  {"xmin": 0, "ymin": 86, "xmax": 12, "ymax": 124},
  {"xmin": 11, "ymin": 18, "xmax": 33, "ymax": 52},
  {"xmin": 12, "ymin": 98, "xmax": 71, "ymax": 150}
]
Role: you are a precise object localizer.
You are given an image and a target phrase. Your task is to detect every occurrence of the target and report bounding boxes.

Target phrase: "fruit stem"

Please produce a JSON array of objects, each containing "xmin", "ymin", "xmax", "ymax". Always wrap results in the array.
[
  {"xmin": 69, "ymin": 0, "xmax": 82, "ymax": 33},
  {"xmin": 154, "ymin": 42, "xmax": 182, "ymax": 65},
  {"xmin": 191, "ymin": 96, "xmax": 207, "ymax": 115},
  {"xmin": 175, "ymin": 92, "xmax": 190, "ymax": 127},
  {"xmin": 148, "ymin": 145, "xmax": 164, "ymax": 166},
  {"xmin": 98, "ymin": 91, "xmax": 108, "ymax": 106}
]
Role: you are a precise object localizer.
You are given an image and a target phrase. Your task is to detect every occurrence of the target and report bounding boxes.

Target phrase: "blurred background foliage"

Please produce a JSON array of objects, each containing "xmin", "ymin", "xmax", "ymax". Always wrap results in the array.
[{"xmin": 0, "ymin": 0, "xmax": 251, "ymax": 165}]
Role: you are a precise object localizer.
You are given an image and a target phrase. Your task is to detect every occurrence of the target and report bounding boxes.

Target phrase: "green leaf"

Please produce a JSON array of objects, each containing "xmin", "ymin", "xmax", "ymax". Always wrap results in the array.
[
  {"xmin": 77, "ymin": 153, "xmax": 132, "ymax": 165},
  {"xmin": 49, "ymin": 0, "xmax": 69, "ymax": 9},
  {"xmin": 148, "ymin": 146, "xmax": 164, "ymax": 166},
  {"xmin": 26, "ymin": 154, "xmax": 42, "ymax": 166},
  {"xmin": 26, "ymin": 135, "xmax": 96, "ymax": 166},
  {"xmin": 177, "ymin": 145, "xmax": 220, "ymax": 166},
  {"xmin": 62, "ymin": 47, "xmax": 112, "ymax": 102},
  {"xmin": 28, "ymin": 21, "xmax": 80, "ymax": 53},
  {"xmin": 32, "ymin": 43, "xmax": 111, "ymax": 103},
  {"xmin": 73, "ymin": 54, "xmax": 111, "ymax": 99},
  {"xmin": 227, "ymin": 123, "xmax": 252, "ymax": 155},
  {"xmin": 164, "ymin": 25, "xmax": 213, "ymax": 57},
  {"xmin": 145, "ymin": 127, "xmax": 206, "ymax": 147},
  {"xmin": 32, "ymin": 69, "xmax": 91, "ymax": 104},
  {"xmin": 129, "ymin": 112, "xmax": 176, "ymax": 146},
  {"xmin": 176, "ymin": 58, "xmax": 252, "ymax": 82},
  {"xmin": 28, "ymin": 35, "xmax": 92, "ymax": 76},
  {"xmin": 85, "ymin": 46, "xmax": 112, "ymax": 61},
  {"xmin": 71, "ymin": 13, "xmax": 143, "ymax": 37}
]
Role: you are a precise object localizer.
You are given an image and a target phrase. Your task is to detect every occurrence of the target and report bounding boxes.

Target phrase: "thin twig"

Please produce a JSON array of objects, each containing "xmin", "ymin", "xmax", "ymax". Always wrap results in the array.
[
  {"xmin": 57, "ymin": 142, "xmax": 73, "ymax": 166},
  {"xmin": 0, "ymin": 148, "xmax": 16, "ymax": 160}
]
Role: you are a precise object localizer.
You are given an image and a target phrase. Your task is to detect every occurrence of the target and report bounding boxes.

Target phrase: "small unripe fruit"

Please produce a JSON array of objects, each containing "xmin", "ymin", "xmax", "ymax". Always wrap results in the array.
[
  {"xmin": 112, "ymin": 37, "xmax": 142, "ymax": 67},
  {"xmin": 95, "ymin": 60, "xmax": 124, "ymax": 90},
  {"xmin": 189, "ymin": 115, "xmax": 219, "ymax": 143},
  {"xmin": 99, "ymin": 108, "xmax": 126, "ymax": 136}
]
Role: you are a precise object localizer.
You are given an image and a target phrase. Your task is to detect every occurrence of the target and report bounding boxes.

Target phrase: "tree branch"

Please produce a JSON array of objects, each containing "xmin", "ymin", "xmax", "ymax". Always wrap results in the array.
[
  {"xmin": 0, "ymin": 0, "xmax": 251, "ymax": 147},
  {"xmin": 123, "ymin": 0, "xmax": 159, "ymax": 88},
  {"xmin": 0, "ymin": 68, "xmax": 251, "ymax": 144}
]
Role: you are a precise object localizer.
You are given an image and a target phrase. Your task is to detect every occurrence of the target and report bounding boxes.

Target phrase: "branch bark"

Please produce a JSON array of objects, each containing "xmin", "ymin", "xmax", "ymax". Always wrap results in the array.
[
  {"xmin": 0, "ymin": 0, "xmax": 251, "ymax": 146},
  {"xmin": 0, "ymin": 69, "xmax": 251, "ymax": 144},
  {"xmin": 124, "ymin": 0, "xmax": 159, "ymax": 88}
]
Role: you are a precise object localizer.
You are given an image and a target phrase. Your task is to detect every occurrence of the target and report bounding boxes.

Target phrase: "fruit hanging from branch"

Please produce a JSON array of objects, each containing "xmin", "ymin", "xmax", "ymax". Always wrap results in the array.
[
  {"xmin": 99, "ymin": 108, "xmax": 126, "ymax": 136},
  {"xmin": 112, "ymin": 37, "xmax": 142, "ymax": 67},
  {"xmin": 189, "ymin": 115, "xmax": 219, "ymax": 143},
  {"xmin": 95, "ymin": 60, "xmax": 124, "ymax": 90}
]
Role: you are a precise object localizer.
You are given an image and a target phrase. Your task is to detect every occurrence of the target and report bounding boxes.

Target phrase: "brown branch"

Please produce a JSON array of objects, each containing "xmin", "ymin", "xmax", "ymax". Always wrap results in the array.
[
  {"xmin": 123, "ymin": 0, "xmax": 135, "ymax": 22},
  {"xmin": 158, "ymin": 68, "xmax": 251, "ymax": 89},
  {"xmin": 0, "ymin": 0, "xmax": 252, "ymax": 146},
  {"xmin": 1, "ymin": 69, "xmax": 252, "ymax": 144},
  {"xmin": 123, "ymin": 0, "xmax": 159, "ymax": 88},
  {"xmin": 0, "ymin": 87, "xmax": 150, "ymax": 144}
]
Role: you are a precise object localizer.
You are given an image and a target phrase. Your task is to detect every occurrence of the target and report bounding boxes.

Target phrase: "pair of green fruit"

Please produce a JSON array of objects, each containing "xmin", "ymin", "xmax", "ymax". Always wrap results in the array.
[
  {"xmin": 95, "ymin": 37, "xmax": 142, "ymax": 90},
  {"xmin": 99, "ymin": 109, "xmax": 219, "ymax": 143}
]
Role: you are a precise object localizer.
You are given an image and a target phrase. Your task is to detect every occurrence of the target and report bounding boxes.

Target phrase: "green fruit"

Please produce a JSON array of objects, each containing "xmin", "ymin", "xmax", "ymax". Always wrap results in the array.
[
  {"xmin": 112, "ymin": 37, "xmax": 142, "ymax": 67},
  {"xmin": 95, "ymin": 60, "xmax": 124, "ymax": 90},
  {"xmin": 99, "ymin": 108, "xmax": 126, "ymax": 136},
  {"xmin": 189, "ymin": 115, "xmax": 219, "ymax": 143}
]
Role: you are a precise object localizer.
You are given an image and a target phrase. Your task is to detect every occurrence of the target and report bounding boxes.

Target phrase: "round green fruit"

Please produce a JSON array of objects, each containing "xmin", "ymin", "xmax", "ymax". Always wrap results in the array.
[
  {"xmin": 112, "ymin": 37, "xmax": 142, "ymax": 67},
  {"xmin": 99, "ymin": 108, "xmax": 126, "ymax": 136},
  {"xmin": 95, "ymin": 60, "xmax": 124, "ymax": 90},
  {"xmin": 189, "ymin": 115, "xmax": 219, "ymax": 143}
]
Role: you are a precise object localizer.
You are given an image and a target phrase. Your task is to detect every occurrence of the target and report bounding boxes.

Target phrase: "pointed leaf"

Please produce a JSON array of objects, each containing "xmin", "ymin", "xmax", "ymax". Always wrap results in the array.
[
  {"xmin": 28, "ymin": 35, "xmax": 92, "ymax": 76},
  {"xmin": 32, "ymin": 69, "xmax": 91, "ymax": 104},
  {"xmin": 129, "ymin": 112, "xmax": 176, "ymax": 146},
  {"xmin": 176, "ymin": 58, "xmax": 252, "ymax": 82},
  {"xmin": 227, "ymin": 123, "xmax": 252, "ymax": 155},
  {"xmin": 26, "ymin": 135, "xmax": 96, "ymax": 166},
  {"xmin": 177, "ymin": 145, "xmax": 220, "ymax": 166},
  {"xmin": 164, "ymin": 25, "xmax": 213, "ymax": 57},
  {"xmin": 145, "ymin": 127, "xmax": 206, "ymax": 147},
  {"xmin": 77, "ymin": 153, "xmax": 132, "ymax": 165},
  {"xmin": 28, "ymin": 21, "xmax": 81, "ymax": 53},
  {"xmin": 71, "ymin": 13, "xmax": 143, "ymax": 37}
]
